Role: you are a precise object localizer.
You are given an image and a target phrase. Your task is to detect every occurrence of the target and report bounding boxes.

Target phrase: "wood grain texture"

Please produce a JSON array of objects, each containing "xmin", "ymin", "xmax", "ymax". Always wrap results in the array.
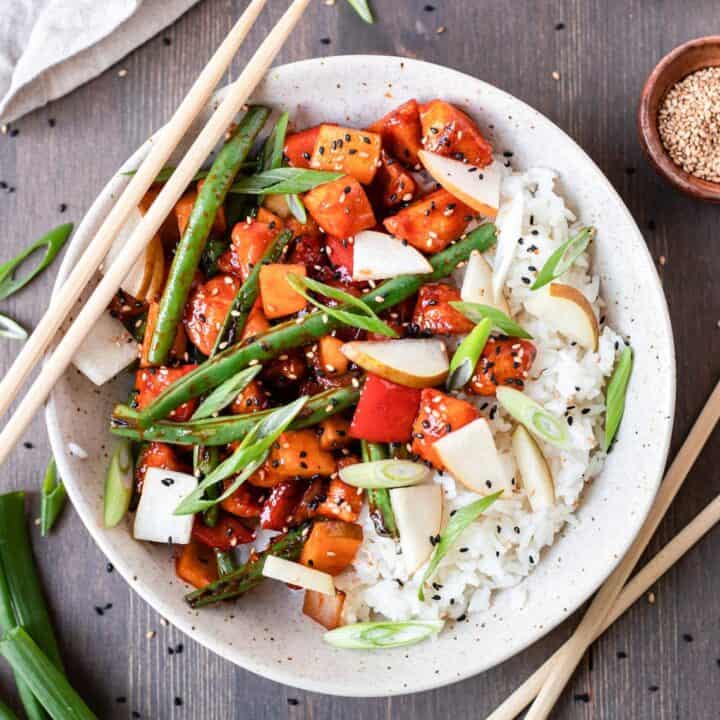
[{"xmin": 0, "ymin": 0, "xmax": 718, "ymax": 717}]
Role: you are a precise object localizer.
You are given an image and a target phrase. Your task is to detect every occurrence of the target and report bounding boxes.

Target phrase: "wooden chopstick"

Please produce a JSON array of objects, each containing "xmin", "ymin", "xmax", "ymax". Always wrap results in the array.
[
  {"xmin": 0, "ymin": 0, "xmax": 269, "ymax": 421},
  {"xmin": 0, "ymin": 0, "xmax": 311, "ymax": 464},
  {"xmin": 488, "ymin": 378, "xmax": 720, "ymax": 720}
]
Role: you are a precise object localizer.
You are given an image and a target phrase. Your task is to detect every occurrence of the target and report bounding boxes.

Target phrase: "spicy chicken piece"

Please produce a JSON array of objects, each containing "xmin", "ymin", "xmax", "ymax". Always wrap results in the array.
[
  {"xmin": 267, "ymin": 429, "xmax": 337, "ymax": 479},
  {"xmin": 134, "ymin": 365, "xmax": 199, "ymax": 421},
  {"xmin": 261, "ymin": 348, "xmax": 307, "ymax": 390},
  {"xmin": 259, "ymin": 263, "xmax": 307, "ymax": 319},
  {"xmin": 371, "ymin": 150, "xmax": 418, "ymax": 208},
  {"xmin": 309, "ymin": 125, "xmax": 382, "ymax": 185},
  {"xmin": 412, "ymin": 282, "xmax": 474, "ymax": 335},
  {"xmin": 304, "ymin": 176, "xmax": 376, "ymax": 238},
  {"xmin": 290, "ymin": 477, "xmax": 327, "ymax": 524},
  {"xmin": 317, "ymin": 415, "xmax": 352, "ymax": 451},
  {"xmin": 183, "ymin": 274, "xmax": 240, "ymax": 356},
  {"xmin": 174, "ymin": 184, "xmax": 227, "ymax": 237},
  {"xmin": 367, "ymin": 99, "xmax": 423, "ymax": 167},
  {"xmin": 191, "ymin": 513, "xmax": 254, "ymax": 551},
  {"xmin": 260, "ymin": 479, "xmax": 309, "ymax": 530},
  {"xmin": 468, "ymin": 337, "xmax": 537, "ymax": 396},
  {"xmin": 229, "ymin": 379, "xmax": 270, "ymax": 414},
  {"xmin": 316, "ymin": 478, "xmax": 364, "ymax": 523},
  {"xmin": 176, "ymin": 540, "xmax": 218, "ymax": 589},
  {"xmin": 419, "ymin": 100, "xmax": 494, "ymax": 167},
  {"xmin": 288, "ymin": 217, "xmax": 326, "ymax": 273},
  {"xmin": 135, "ymin": 442, "xmax": 188, "ymax": 492},
  {"xmin": 411, "ymin": 388, "xmax": 479, "ymax": 469},
  {"xmin": 317, "ymin": 335, "xmax": 349, "ymax": 376},
  {"xmin": 220, "ymin": 481, "xmax": 265, "ymax": 518},
  {"xmin": 284, "ymin": 125, "xmax": 324, "ymax": 168},
  {"xmin": 218, "ymin": 214, "xmax": 283, "ymax": 281},
  {"xmin": 300, "ymin": 520, "xmax": 363, "ymax": 575},
  {"xmin": 240, "ymin": 298, "xmax": 271, "ymax": 342},
  {"xmin": 383, "ymin": 189, "xmax": 474, "ymax": 253}
]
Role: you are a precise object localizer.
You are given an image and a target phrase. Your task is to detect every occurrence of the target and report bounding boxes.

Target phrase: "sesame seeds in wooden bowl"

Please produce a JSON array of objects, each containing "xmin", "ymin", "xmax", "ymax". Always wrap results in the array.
[{"xmin": 639, "ymin": 36, "xmax": 720, "ymax": 202}]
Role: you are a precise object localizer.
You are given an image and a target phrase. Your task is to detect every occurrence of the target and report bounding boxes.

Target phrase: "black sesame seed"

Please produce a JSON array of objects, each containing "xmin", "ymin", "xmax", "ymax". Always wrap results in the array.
[
  {"xmin": 163, "ymin": 36, "xmax": 172, "ymax": 46},
  {"xmin": 456, "ymin": 614, "xmax": 466, "ymax": 622},
  {"xmin": 648, "ymin": 685, "xmax": 659, "ymax": 693},
  {"xmin": 682, "ymin": 633, "xmax": 694, "ymax": 643},
  {"xmin": 116, "ymin": 696, "xmax": 127, "ymax": 704},
  {"xmin": 48, "ymin": 118, "xmax": 56, "ymax": 127},
  {"xmin": 432, "ymin": 594, "xmax": 441, "ymax": 601},
  {"xmin": 9, "ymin": 128, "xmax": 19, "ymax": 137},
  {"xmin": 574, "ymin": 692, "xmax": 590, "ymax": 703},
  {"xmin": 555, "ymin": 22, "xmax": 566, "ymax": 30},
  {"xmin": 647, "ymin": 220, "xmax": 656, "ymax": 231},
  {"xmin": 23, "ymin": 441, "xmax": 33, "ymax": 449},
  {"xmin": 106, "ymin": 563, "xmax": 114, "ymax": 572},
  {"xmin": 320, "ymin": 37, "xmax": 331, "ymax": 45},
  {"xmin": 617, "ymin": 650, "xmax": 627, "ymax": 659},
  {"xmin": 288, "ymin": 698, "xmax": 299, "ymax": 706},
  {"xmin": 174, "ymin": 696, "xmax": 183, "ymax": 706},
  {"xmin": 424, "ymin": 3, "xmax": 436, "ymax": 10}
]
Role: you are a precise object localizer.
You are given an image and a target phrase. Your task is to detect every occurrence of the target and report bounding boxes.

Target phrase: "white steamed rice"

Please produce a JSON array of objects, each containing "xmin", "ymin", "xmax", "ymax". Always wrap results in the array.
[{"xmin": 335, "ymin": 162, "xmax": 624, "ymax": 624}]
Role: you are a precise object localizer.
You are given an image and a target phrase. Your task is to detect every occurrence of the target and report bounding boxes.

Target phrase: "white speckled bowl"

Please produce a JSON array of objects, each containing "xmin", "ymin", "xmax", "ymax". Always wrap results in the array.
[{"xmin": 46, "ymin": 56, "xmax": 675, "ymax": 696}]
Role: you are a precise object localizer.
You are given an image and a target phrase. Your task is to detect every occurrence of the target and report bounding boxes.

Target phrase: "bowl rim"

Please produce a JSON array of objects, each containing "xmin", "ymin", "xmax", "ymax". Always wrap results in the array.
[
  {"xmin": 638, "ymin": 35, "xmax": 720, "ymax": 201},
  {"xmin": 46, "ymin": 54, "xmax": 675, "ymax": 697}
]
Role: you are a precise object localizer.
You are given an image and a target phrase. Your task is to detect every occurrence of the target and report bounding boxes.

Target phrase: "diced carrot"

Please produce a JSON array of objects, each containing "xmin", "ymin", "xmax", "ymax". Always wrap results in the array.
[
  {"xmin": 316, "ymin": 478, "xmax": 364, "ymax": 523},
  {"xmin": 268, "ymin": 430, "xmax": 337, "ymax": 478},
  {"xmin": 220, "ymin": 481, "xmax": 265, "ymax": 518},
  {"xmin": 191, "ymin": 514, "xmax": 254, "ymax": 550},
  {"xmin": 218, "ymin": 217, "xmax": 282, "ymax": 281},
  {"xmin": 368, "ymin": 99, "xmax": 423, "ymax": 167},
  {"xmin": 183, "ymin": 274, "xmax": 240, "ymax": 355},
  {"xmin": 372, "ymin": 150, "xmax": 417, "ymax": 208},
  {"xmin": 136, "ymin": 442, "xmax": 188, "ymax": 492},
  {"xmin": 412, "ymin": 282, "xmax": 474, "ymax": 335},
  {"xmin": 176, "ymin": 540, "xmax": 218, "ymax": 589},
  {"xmin": 247, "ymin": 465, "xmax": 286, "ymax": 488},
  {"xmin": 140, "ymin": 301, "xmax": 187, "ymax": 367},
  {"xmin": 256, "ymin": 207, "xmax": 284, "ymax": 227},
  {"xmin": 134, "ymin": 365, "xmax": 199, "ymax": 421},
  {"xmin": 240, "ymin": 298, "xmax": 271, "ymax": 341},
  {"xmin": 411, "ymin": 388, "xmax": 479, "ymax": 469},
  {"xmin": 174, "ymin": 184, "xmax": 227, "ymax": 237},
  {"xmin": 259, "ymin": 263, "xmax": 307, "ymax": 319},
  {"xmin": 469, "ymin": 337, "xmax": 537, "ymax": 396},
  {"xmin": 318, "ymin": 415, "xmax": 352, "ymax": 451},
  {"xmin": 383, "ymin": 189, "xmax": 474, "ymax": 253},
  {"xmin": 299, "ymin": 520, "xmax": 363, "ymax": 575},
  {"xmin": 284, "ymin": 125, "xmax": 323, "ymax": 168},
  {"xmin": 303, "ymin": 589, "xmax": 346, "ymax": 630},
  {"xmin": 260, "ymin": 479, "xmax": 308, "ymax": 530},
  {"xmin": 310, "ymin": 125, "xmax": 382, "ymax": 185},
  {"xmin": 318, "ymin": 336, "xmax": 349, "ymax": 376},
  {"xmin": 419, "ymin": 99, "xmax": 494, "ymax": 167},
  {"xmin": 229, "ymin": 379, "xmax": 270, "ymax": 414},
  {"xmin": 304, "ymin": 177, "xmax": 376, "ymax": 238}
]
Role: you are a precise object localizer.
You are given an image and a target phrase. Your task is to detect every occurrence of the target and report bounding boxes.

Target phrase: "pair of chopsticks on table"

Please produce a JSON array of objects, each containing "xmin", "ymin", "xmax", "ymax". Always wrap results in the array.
[{"xmin": 0, "ymin": 0, "xmax": 716, "ymax": 715}]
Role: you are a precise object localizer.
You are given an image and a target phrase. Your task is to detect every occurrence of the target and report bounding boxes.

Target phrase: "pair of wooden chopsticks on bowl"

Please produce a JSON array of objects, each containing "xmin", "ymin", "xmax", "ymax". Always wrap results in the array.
[{"xmin": 0, "ymin": 0, "xmax": 717, "ymax": 715}]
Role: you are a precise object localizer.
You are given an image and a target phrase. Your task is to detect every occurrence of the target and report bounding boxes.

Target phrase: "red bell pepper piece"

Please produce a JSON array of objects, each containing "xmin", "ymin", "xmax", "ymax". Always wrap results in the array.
[
  {"xmin": 191, "ymin": 513, "xmax": 254, "ymax": 551},
  {"xmin": 349, "ymin": 374, "xmax": 422, "ymax": 443}
]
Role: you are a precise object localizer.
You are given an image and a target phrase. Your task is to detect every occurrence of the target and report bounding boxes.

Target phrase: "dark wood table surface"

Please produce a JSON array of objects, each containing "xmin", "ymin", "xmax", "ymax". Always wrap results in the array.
[{"xmin": 1, "ymin": 0, "xmax": 719, "ymax": 717}]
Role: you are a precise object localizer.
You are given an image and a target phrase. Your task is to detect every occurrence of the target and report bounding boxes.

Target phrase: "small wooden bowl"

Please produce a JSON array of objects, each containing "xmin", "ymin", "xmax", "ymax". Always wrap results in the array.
[{"xmin": 638, "ymin": 36, "xmax": 720, "ymax": 201}]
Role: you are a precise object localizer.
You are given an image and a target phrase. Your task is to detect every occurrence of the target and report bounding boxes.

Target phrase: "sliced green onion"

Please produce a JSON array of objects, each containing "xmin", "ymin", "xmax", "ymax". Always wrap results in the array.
[
  {"xmin": 450, "ymin": 301, "xmax": 533, "ymax": 340},
  {"xmin": 262, "ymin": 111, "xmax": 289, "ymax": 171},
  {"xmin": 496, "ymin": 387, "xmax": 570, "ymax": 449},
  {"xmin": 0, "ymin": 627, "xmax": 96, "ymax": 720},
  {"xmin": 229, "ymin": 168, "xmax": 343, "ymax": 195},
  {"xmin": 191, "ymin": 366, "xmax": 262, "ymax": 420},
  {"xmin": 339, "ymin": 459, "xmax": 429, "ymax": 489},
  {"xmin": 324, "ymin": 620, "xmax": 443, "ymax": 650},
  {"xmin": 285, "ymin": 193, "xmax": 306, "ymax": 223},
  {"xmin": 0, "ymin": 314, "xmax": 27, "ymax": 341},
  {"xmin": 40, "ymin": 459, "xmax": 66, "ymax": 537},
  {"xmin": 286, "ymin": 274, "xmax": 398, "ymax": 338},
  {"xmin": 174, "ymin": 397, "xmax": 308, "ymax": 515},
  {"xmin": 346, "ymin": 0, "xmax": 374, "ymax": 22},
  {"xmin": 194, "ymin": 445, "xmax": 221, "ymax": 527},
  {"xmin": 604, "ymin": 345, "xmax": 633, "ymax": 451},
  {"xmin": 419, "ymin": 492, "xmax": 502, "ymax": 601},
  {"xmin": 103, "ymin": 440, "xmax": 134, "ymax": 528},
  {"xmin": 531, "ymin": 226, "xmax": 595, "ymax": 291},
  {"xmin": 0, "ymin": 224, "xmax": 72, "ymax": 301},
  {"xmin": 446, "ymin": 317, "xmax": 492, "ymax": 391}
]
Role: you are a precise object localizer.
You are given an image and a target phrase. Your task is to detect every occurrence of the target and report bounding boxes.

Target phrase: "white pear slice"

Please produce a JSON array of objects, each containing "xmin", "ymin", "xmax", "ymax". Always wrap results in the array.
[
  {"xmin": 341, "ymin": 338, "xmax": 448, "ymax": 388},
  {"xmin": 263, "ymin": 556, "xmax": 335, "ymax": 596},
  {"xmin": 390, "ymin": 485, "xmax": 443, "ymax": 575},
  {"xmin": 461, "ymin": 251, "xmax": 510, "ymax": 314},
  {"xmin": 524, "ymin": 282, "xmax": 599, "ymax": 351},
  {"xmin": 418, "ymin": 150, "xmax": 503, "ymax": 218},
  {"xmin": 352, "ymin": 230, "xmax": 432, "ymax": 281},
  {"xmin": 72, "ymin": 311, "xmax": 138, "ymax": 386},
  {"xmin": 512, "ymin": 425, "xmax": 555, "ymax": 511},
  {"xmin": 492, "ymin": 191, "xmax": 524, "ymax": 302},
  {"xmin": 433, "ymin": 418, "xmax": 513, "ymax": 495},
  {"xmin": 133, "ymin": 467, "xmax": 197, "ymax": 544},
  {"xmin": 102, "ymin": 207, "xmax": 154, "ymax": 300}
]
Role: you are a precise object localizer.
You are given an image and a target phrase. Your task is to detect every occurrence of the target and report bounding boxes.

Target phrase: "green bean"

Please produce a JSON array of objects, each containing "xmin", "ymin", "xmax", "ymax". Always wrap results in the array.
[
  {"xmin": 362, "ymin": 442, "xmax": 398, "ymax": 538},
  {"xmin": 137, "ymin": 224, "xmax": 497, "ymax": 426},
  {"xmin": 147, "ymin": 106, "xmax": 270, "ymax": 364},
  {"xmin": 111, "ymin": 385, "xmax": 360, "ymax": 446},
  {"xmin": 215, "ymin": 550, "xmax": 237, "ymax": 577}
]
